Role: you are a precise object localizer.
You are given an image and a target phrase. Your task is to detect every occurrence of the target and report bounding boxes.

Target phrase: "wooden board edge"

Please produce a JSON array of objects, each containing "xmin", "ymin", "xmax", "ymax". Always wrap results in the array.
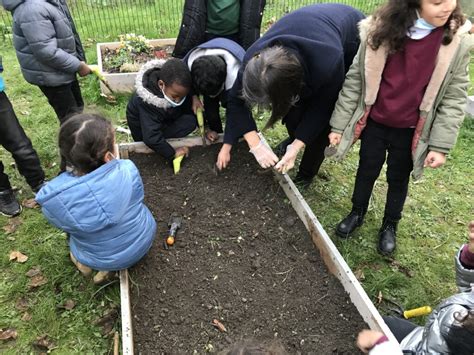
[{"xmin": 119, "ymin": 269, "xmax": 134, "ymax": 355}]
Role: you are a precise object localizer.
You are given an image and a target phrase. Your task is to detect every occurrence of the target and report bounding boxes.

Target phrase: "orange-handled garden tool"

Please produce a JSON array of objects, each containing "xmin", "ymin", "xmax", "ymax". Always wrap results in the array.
[{"xmin": 165, "ymin": 214, "xmax": 182, "ymax": 248}]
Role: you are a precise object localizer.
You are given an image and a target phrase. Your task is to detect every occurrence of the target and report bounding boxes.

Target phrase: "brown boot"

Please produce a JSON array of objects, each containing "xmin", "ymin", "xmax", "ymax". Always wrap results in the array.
[
  {"xmin": 93, "ymin": 271, "xmax": 116, "ymax": 285},
  {"xmin": 70, "ymin": 252, "xmax": 92, "ymax": 277}
]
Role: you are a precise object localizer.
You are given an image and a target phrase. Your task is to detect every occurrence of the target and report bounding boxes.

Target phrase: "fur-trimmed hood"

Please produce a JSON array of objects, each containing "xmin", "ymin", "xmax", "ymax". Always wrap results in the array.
[{"xmin": 135, "ymin": 59, "xmax": 173, "ymax": 109}]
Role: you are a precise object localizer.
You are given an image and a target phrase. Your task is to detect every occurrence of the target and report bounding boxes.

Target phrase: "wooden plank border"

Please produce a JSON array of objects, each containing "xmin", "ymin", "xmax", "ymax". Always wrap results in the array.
[{"xmin": 117, "ymin": 135, "xmax": 398, "ymax": 354}]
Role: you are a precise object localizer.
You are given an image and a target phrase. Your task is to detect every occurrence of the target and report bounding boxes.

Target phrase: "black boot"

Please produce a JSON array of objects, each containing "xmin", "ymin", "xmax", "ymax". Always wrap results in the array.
[
  {"xmin": 0, "ymin": 189, "xmax": 21, "ymax": 217},
  {"xmin": 378, "ymin": 219, "xmax": 398, "ymax": 255},
  {"xmin": 274, "ymin": 137, "xmax": 292, "ymax": 158},
  {"xmin": 293, "ymin": 171, "xmax": 314, "ymax": 189},
  {"xmin": 336, "ymin": 208, "xmax": 365, "ymax": 238}
]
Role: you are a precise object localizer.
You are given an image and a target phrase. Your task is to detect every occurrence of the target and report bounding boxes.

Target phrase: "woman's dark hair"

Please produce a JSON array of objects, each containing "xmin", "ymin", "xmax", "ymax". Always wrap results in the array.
[
  {"xmin": 369, "ymin": 0, "xmax": 465, "ymax": 52},
  {"xmin": 191, "ymin": 55, "xmax": 227, "ymax": 96},
  {"xmin": 242, "ymin": 46, "xmax": 303, "ymax": 129},
  {"xmin": 160, "ymin": 58, "xmax": 192, "ymax": 88},
  {"xmin": 444, "ymin": 310, "xmax": 474, "ymax": 355},
  {"xmin": 220, "ymin": 340, "xmax": 287, "ymax": 355},
  {"xmin": 59, "ymin": 114, "xmax": 114, "ymax": 175}
]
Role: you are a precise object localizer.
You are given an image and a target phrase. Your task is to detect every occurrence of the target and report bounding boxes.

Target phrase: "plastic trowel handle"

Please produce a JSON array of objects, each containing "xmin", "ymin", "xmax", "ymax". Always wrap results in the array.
[{"xmin": 404, "ymin": 306, "xmax": 432, "ymax": 319}]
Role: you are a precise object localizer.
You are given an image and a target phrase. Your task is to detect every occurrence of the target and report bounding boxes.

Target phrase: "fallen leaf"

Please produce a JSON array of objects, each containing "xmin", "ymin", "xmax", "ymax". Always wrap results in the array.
[
  {"xmin": 9, "ymin": 251, "xmax": 28, "ymax": 263},
  {"xmin": 29, "ymin": 274, "xmax": 47, "ymax": 289},
  {"xmin": 58, "ymin": 299, "xmax": 76, "ymax": 311},
  {"xmin": 25, "ymin": 266, "xmax": 41, "ymax": 278},
  {"xmin": 21, "ymin": 312, "xmax": 32, "ymax": 322},
  {"xmin": 33, "ymin": 335, "xmax": 55, "ymax": 351},
  {"xmin": 354, "ymin": 269, "xmax": 365, "ymax": 281},
  {"xmin": 93, "ymin": 308, "xmax": 118, "ymax": 336},
  {"xmin": 7, "ymin": 236, "xmax": 15, "ymax": 241},
  {"xmin": 15, "ymin": 297, "xmax": 29, "ymax": 311},
  {"xmin": 377, "ymin": 291, "xmax": 383, "ymax": 305},
  {"xmin": 22, "ymin": 198, "xmax": 39, "ymax": 209},
  {"xmin": 212, "ymin": 319, "xmax": 227, "ymax": 332},
  {"xmin": 3, "ymin": 218, "xmax": 22, "ymax": 234},
  {"xmin": 0, "ymin": 328, "xmax": 17, "ymax": 341},
  {"xmin": 389, "ymin": 259, "xmax": 415, "ymax": 278}
]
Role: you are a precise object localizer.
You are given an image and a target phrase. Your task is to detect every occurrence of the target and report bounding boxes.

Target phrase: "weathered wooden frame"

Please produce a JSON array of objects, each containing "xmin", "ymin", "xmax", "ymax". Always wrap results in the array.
[{"xmin": 117, "ymin": 136, "xmax": 398, "ymax": 354}]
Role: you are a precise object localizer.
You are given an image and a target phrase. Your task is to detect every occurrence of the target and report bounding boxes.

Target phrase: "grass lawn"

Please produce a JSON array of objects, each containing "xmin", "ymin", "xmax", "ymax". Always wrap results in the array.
[{"xmin": 0, "ymin": 11, "xmax": 473, "ymax": 355}]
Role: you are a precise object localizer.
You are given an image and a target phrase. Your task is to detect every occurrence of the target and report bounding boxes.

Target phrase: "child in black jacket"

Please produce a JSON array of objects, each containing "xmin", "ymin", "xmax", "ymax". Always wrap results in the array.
[{"xmin": 126, "ymin": 59, "xmax": 197, "ymax": 161}]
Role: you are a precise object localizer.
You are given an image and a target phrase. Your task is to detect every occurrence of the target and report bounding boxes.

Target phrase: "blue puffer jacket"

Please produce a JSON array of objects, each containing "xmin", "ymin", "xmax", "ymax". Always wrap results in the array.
[
  {"xmin": 1, "ymin": 0, "xmax": 86, "ymax": 87},
  {"xmin": 35, "ymin": 159, "xmax": 156, "ymax": 271}
]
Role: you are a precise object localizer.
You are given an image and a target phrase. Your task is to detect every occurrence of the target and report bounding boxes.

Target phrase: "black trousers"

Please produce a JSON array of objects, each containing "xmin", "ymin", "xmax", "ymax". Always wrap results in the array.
[
  {"xmin": 383, "ymin": 316, "xmax": 417, "ymax": 343},
  {"xmin": 352, "ymin": 119, "xmax": 414, "ymax": 221},
  {"xmin": 39, "ymin": 79, "xmax": 84, "ymax": 124},
  {"xmin": 0, "ymin": 92, "xmax": 45, "ymax": 191},
  {"xmin": 284, "ymin": 109, "xmax": 330, "ymax": 179}
]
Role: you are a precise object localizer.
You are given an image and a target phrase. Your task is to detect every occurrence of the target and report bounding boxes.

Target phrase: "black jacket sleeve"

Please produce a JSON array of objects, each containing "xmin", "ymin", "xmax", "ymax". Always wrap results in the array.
[{"xmin": 223, "ymin": 69, "xmax": 257, "ymax": 144}]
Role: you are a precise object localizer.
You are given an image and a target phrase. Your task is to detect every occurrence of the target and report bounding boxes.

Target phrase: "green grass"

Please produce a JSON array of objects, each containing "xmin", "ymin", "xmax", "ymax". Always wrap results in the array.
[{"xmin": 0, "ymin": 5, "xmax": 473, "ymax": 353}]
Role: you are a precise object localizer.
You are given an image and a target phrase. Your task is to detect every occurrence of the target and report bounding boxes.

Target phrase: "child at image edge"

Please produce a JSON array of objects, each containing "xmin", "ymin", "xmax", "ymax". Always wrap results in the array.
[
  {"xmin": 36, "ymin": 114, "xmax": 156, "ymax": 284},
  {"xmin": 328, "ymin": 0, "xmax": 474, "ymax": 255}
]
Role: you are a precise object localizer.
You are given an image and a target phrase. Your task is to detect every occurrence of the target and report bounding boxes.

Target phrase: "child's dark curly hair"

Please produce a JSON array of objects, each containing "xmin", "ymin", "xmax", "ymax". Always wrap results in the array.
[
  {"xmin": 444, "ymin": 309, "xmax": 474, "ymax": 355},
  {"xmin": 369, "ymin": 0, "xmax": 465, "ymax": 53},
  {"xmin": 59, "ymin": 114, "xmax": 114, "ymax": 175},
  {"xmin": 160, "ymin": 58, "xmax": 192, "ymax": 88},
  {"xmin": 191, "ymin": 55, "xmax": 227, "ymax": 96}
]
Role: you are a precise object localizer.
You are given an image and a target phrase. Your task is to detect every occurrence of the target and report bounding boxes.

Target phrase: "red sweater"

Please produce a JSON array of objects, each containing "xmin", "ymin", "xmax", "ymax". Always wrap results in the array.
[{"xmin": 371, "ymin": 28, "xmax": 444, "ymax": 128}]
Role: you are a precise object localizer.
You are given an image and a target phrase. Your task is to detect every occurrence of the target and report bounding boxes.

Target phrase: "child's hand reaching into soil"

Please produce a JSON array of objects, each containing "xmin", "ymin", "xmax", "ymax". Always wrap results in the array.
[
  {"xmin": 175, "ymin": 146, "xmax": 189, "ymax": 158},
  {"xmin": 356, "ymin": 329, "xmax": 386, "ymax": 353},
  {"xmin": 216, "ymin": 143, "xmax": 232, "ymax": 170},
  {"xmin": 206, "ymin": 129, "xmax": 219, "ymax": 142}
]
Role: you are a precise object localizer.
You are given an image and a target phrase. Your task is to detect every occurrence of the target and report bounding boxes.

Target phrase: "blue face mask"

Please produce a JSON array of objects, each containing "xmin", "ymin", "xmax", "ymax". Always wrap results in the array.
[
  {"xmin": 161, "ymin": 84, "xmax": 186, "ymax": 107},
  {"xmin": 415, "ymin": 10, "xmax": 437, "ymax": 30}
]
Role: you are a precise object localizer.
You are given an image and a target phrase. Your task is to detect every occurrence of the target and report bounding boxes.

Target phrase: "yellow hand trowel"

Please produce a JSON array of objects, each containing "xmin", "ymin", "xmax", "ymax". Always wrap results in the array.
[
  {"xmin": 173, "ymin": 155, "xmax": 184, "ymax": 175},
  {"xmin": 196, "ymin": 108, "xmax": 206, "ymax": 145},
  {"xmin": 89, "ymin": 64, "xmax": 115, "ymax": 94}
]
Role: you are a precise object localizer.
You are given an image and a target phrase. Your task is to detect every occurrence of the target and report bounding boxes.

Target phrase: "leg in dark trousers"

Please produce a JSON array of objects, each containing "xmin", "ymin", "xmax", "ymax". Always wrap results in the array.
[
  {"xmin": 163, "ymin": 114, "xmax": 197, "ymax": 138},
  {"xmin": 0, "ymin": 161, "xmax": 12, "ymax": 191},
  {"xmin": 382, "ymin": 316, "xmax": 417, "ymax": 343},
  {"xmin": 203, "ymin": 95, "xmax": 223, "ymax": 133},
  {"xmin": 39, "ymin": 79, "xmax": 84, "ymax": 124},
  {"xmin": 384, "ymin": 127, "xmax": 414, "ymax": 221},
  {"xmin": 297, "ymin": 125, "xmax": 330, "ymax": 178},
  {"xmin": 0, "ymin": 92, "xmax": 45, "ymax": 190},
  {"xmin": 351, "ymin": 120, "xmax": 389, "ymax": 211}
]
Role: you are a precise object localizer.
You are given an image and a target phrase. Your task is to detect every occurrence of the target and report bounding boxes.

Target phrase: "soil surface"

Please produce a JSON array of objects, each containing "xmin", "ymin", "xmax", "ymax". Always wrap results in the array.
[{"xmin": 130, "ymin": 143, "xmax": 366, "ymax": 354}]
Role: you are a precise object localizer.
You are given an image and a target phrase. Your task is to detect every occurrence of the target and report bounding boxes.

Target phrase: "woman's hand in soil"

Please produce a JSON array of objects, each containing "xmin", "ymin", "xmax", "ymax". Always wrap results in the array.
[
  {"xmin": 423, "ymin": 151, "xmax": 446, "ymax": 169},
  {"xmin": 175, "ymin": 146, "xmax": 189, "ymax": 158},
  {"xmin": 249, "ymin": 140, "xmax": 279, "ymax": 169},
  {"xmin": 78, "ymin": 61, "xmax": 92, "ymax": 77},
  {"xmin": 192, "ymin": 95, "xmax": 204, "ymax": 114},
  {"xmin": 328, "ymin": 132, "xmax": 342, "ymax": 146},
  {"xmin": 275, "ymin": 140, "xmax": 304, "ymax": 174},
  {"xmin": 216, "ymin": 143, "xmax": 232, "ymax": 170},
  {"xmin": 356, "ymin": 329, "xmax": 385, "ymax": 353}
]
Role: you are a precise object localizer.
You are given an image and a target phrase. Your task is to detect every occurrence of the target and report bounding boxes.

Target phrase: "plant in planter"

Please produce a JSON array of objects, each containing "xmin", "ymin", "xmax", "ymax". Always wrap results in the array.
[{"xmin": 102, "ymin": 33, "xmax": 174, "ymax": 73}]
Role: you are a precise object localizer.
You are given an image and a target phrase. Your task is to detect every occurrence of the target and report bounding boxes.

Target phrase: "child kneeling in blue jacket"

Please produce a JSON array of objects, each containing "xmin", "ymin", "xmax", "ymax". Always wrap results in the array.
[{"xmin": 36, "ymin": 114, "xmax": 156, "ymax": 284}]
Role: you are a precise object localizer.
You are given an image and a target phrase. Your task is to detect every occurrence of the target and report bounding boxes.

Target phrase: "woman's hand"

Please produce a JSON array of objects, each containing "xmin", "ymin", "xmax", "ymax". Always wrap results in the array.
[
  {"xmin": 423, "ymin": 151, "xmax": 446, "ymax": 168},
  {"xmin": 275, "ymin": 139, "xmax": 304, "ymax": 174},
  {"xmin": 192, "ymin": 95, "xmax": 204, "ymax": 115},
  {"xmin": 328, "ymin": 132, "xmax": 342, "ymax": 146},
  {"xmin": 216, "ymin": 143, "xmax": 232, "ymax": 170}
]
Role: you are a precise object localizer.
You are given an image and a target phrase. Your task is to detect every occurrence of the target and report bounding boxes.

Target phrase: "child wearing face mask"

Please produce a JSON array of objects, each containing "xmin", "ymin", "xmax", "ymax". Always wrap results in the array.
[
  {"xmin": 35, "ymin": 114, "xmax": 156, "ymax": 285},
  {"xmin": 328, "ymin": 0, "xmax": 473, "ymax": 255},
  {"xmin": 126, "ymin": 58, "xmax": 197, "ymax": 161}
]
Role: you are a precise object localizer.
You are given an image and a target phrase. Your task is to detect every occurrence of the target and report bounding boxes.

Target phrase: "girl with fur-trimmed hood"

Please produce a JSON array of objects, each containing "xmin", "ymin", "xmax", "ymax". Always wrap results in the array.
[
  {"xmin": 328, "ymin": 0, "xmax": 474, "ymax": 255},
  {"xmin": 126, "ymin": 59, "xmax": 197, "ymax": 161}
]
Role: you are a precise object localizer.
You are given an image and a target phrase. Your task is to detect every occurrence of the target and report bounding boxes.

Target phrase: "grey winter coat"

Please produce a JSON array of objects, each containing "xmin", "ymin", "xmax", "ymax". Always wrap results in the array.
[
  {"xmin": 398, "ymin": 246, "xmax": 474, "ymax": 354},
  {"xmin": 2, "ymin": 0, "xmax": 86, "ymax": 87}
]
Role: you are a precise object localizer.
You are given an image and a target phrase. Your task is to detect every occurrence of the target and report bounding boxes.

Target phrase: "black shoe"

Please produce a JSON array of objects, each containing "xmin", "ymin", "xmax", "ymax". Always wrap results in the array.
[
  {"xmin": 274, "ymin": 137, "xmax": 293, "ymax": 158},
  {"xmin": 0, "ymin": 189, "xmax": 22, "ymax": 217},
  {"xmin": 336, "ymin": 208, "xmax": 365, "ymax": 238},
  {"xmin": 378, "ymin": 219, "xmax": 398, "ymax": 255},
  {"xmin": 32, "ymin": 180, "xmax": 47, "ymax": 194},
  {"xmin": 293, "ymin": 172, "xmax": 313, "ymax": 189}
]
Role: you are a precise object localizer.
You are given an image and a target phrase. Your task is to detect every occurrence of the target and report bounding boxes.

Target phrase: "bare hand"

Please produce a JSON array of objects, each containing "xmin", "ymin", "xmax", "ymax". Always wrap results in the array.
[
  {"xmin": 356, "ymin": 329, "xmax": 385, "ymax": 353},
  {"xmin": 328, "ymin": 132, "xmax": 342, "ymax": 146},
  {"xmin": 468, "ymin": 221, "xmax": 474, "ymax": 253},
  {"xmin": 175, "ymin": 146, "xmax": 189, "ymax": 158},
  {"xmin": 192, "ymin": 95, "xmax": 204, "ymax": 115},
  {"xmin": 206, "ymin": 129, "xmax": 219, "ymax": 142},
  {"xmin": 216, "ymin": 144, "xmax": 232, "ymax": 170},
  {"xmin": 423, "ymin": 151, "xmax": 446, "ymax": 168},
  {"xmin": 78, "ymin": 61, "xmax": 92, "ymax": 77}
]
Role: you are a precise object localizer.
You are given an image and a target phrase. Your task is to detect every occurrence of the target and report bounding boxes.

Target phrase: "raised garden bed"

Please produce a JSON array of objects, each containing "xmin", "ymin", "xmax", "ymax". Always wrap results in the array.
[
  {"xmin": 96, "ymin": 38, "xmax": 175, "ymax": 94},
  {"xmin": 117, "ymin": 139, "xmax": 397, "ymax": 354}
]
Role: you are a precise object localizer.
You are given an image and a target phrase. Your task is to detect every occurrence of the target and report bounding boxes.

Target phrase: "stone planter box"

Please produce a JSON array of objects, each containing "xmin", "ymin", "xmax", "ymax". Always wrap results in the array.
[{"xmin": 96, "ymin": 38, "xmax": 176, "ymax": 94}]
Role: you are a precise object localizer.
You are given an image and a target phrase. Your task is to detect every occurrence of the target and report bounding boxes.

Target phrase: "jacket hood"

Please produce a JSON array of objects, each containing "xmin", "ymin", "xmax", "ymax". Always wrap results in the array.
[
  {"xmin": 135, "ymin": 59, "xmax": 172, "ymax": 109},
  {"xmin": 36, "ymin": 159, "xmax": 135, "ymax": 234},
  {"xmin": 1, "ymin": 0, "xmax": 24, "ymax": 11}
]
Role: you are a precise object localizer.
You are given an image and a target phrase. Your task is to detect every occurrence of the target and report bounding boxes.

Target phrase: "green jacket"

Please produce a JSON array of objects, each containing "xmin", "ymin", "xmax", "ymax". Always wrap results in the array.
[{"xmin": 330, "ymin": 18, "xmax": 474, "ymax": 180}]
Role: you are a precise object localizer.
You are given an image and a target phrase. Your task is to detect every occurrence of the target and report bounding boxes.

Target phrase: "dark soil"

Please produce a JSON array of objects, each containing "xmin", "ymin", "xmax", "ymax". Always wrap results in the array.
[
  {"xmin": 102, "ymin": 45, "xmax": 174, "ymax": 73},
  {"xmin": 129, "ymin": 143, "xmax": 366, "ymax": 354}
]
